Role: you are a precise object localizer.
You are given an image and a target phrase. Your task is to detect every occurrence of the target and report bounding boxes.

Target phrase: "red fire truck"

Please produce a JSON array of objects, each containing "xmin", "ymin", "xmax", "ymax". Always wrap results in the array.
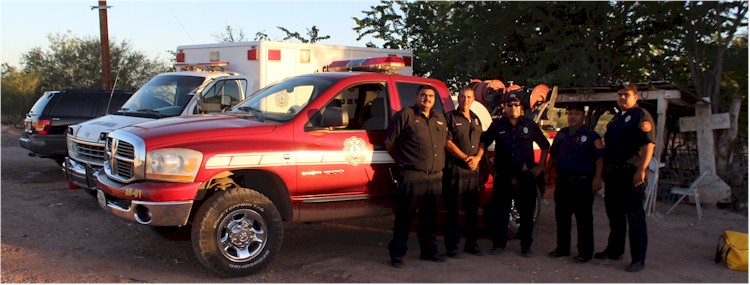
[{"xmin": 94, "ymin": 56, "xmax": 551, "ymax": 277}]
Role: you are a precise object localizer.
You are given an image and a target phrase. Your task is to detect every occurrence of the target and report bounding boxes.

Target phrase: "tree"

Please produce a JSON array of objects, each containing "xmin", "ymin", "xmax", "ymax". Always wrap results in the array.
[
  {"xmin": 351, "ymin": 1, "xmax": 655, "ymax": 89},
  {"xmin": 212, "ymin": 25, "xmax": 248, "ymax": 43},
  {"xmin": 277, "ymin": 25, "xmax": 331, "ymax": 43},
  {"xmin": 1, "ymin": 63, "xmax": 42, "ymax": 124},
  {"xmin": 21, "ymin": 31, "xmax": 170, "ymax": 91},
  {"xmin": 353, "ymin": 1, "xmax": 749, "ymax": 181}
]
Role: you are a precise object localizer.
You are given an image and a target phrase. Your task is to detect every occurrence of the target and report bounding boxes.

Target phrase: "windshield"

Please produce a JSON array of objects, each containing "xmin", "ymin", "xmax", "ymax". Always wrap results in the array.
[
  {"xmin": 119, "ymin": 74, "xmax": 206, "ymax": 118},
  {"xmin": 230, "ymin": 76, "xmax": 336, "ymax": 122}
]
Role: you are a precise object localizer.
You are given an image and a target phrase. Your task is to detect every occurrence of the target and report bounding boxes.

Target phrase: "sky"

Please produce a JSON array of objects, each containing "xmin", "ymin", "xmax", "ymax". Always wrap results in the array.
[{"xmin": 0, "ymin": 0, "xmax": 384, "ymax": 68}]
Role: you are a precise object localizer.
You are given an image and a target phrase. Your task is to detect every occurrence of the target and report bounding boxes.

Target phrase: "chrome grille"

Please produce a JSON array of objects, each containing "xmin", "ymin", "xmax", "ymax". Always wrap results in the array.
[
  {"xmin": 107, "ymin": 137, "xmax": 135, "ymax": 180},
  {"xmin": 72, "ymin": 141, "xmax": 106, "ymax": 165}
]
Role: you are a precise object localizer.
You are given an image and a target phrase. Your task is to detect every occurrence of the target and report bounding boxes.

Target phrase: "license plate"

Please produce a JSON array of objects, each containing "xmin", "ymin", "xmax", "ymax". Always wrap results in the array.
[{"xmin": 97, "ymin": 189, "xmax": 107, "ymax": 210}]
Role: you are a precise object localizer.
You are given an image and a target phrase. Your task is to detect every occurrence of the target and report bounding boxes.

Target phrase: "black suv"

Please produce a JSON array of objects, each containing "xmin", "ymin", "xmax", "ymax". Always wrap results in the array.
[{"xmin": 19, "ymin": 89, "xmax": 133, "ymax": 165}]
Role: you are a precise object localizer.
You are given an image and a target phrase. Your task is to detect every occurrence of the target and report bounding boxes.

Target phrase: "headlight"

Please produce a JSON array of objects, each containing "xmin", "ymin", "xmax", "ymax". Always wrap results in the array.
[{"xmin": 146, "ymin": 148, "xmax": 203, "ymax": 183}]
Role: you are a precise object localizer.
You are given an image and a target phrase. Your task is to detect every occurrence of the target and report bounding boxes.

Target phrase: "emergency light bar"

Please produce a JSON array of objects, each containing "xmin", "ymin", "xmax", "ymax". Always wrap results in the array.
[
  {"xmin": 326, "ymin": 56, "xmax": 405, "ymax": 73},
  {"xmin": 174, "ymin": 62, "xmax": 229, "ymax": 72}
]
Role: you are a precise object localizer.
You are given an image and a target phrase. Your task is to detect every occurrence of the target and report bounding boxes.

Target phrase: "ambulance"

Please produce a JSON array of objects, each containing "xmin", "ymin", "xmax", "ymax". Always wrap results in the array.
[{"xmin": 65, "ymin": 41, "xmax": 413, "ymax": 195}]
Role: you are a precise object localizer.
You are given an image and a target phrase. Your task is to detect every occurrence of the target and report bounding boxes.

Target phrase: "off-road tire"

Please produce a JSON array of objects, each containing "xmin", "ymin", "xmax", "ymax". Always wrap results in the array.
[{"xmin": 191, "ymin": 188, "xmax": 283, "ymax": 277}]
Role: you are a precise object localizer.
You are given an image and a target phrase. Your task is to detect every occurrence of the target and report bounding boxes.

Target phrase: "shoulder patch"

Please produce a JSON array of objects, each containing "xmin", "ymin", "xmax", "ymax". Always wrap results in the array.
[
  {"xmin": 594, "ymin": 139, "xmax": 604, "ymax": 149},
  {"xmin": 640, "ymin": 121, "xmax": 652, "ymax": 133}
]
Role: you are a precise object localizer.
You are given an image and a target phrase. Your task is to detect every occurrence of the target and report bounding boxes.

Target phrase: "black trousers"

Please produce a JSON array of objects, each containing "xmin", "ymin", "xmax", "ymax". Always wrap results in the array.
[
  {"xmin": 486, "ymin": 171, "xmax": 537, "ymax": 250},
  {"xmin": 388, "ymin": 170, "xmax": 442, "ymax": 260},
  {"xmin": 443, "ymin": 164, "xmax": 481, "ymax": 252},
  {"xmin": 603, "ymin": 165, "xmax": 648, "ymax": 263},
  {"xmin": 554, "ymin": 175, "xmax": 595, "ymax": 258}
]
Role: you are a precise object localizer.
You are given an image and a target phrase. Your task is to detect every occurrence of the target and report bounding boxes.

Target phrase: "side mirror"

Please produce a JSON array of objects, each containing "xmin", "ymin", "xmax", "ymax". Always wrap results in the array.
[{"xmin": 320, "ymin": 107, "xmax": 349, "ymax": 129}]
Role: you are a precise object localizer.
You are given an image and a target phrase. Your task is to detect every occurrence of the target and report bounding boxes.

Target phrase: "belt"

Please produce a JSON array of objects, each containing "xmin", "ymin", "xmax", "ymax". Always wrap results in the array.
[
  {"xmin": 400, "ymin": 166, "xmax": 441, "ymax": 174},
  {"xmin": 607, "ymin": 163, "xmax": 634, "ymax": 169},
  {"xmin": 559, "ymin": 174, "xmax": 591, "ymax": 180}
]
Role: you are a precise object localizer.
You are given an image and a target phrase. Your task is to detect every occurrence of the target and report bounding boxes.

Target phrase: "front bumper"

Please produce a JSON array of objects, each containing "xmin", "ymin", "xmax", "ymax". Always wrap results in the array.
[
  {"xmin": 19, "ymin": 132, "xmax": 67, "ymax": 156},
  {"xmin": 95, "ymin": 171, "xmax": 201, "ymax": 226},
  {"xmin": 64, "ymin": 157, "xmax": 99, "ymax": 189}
]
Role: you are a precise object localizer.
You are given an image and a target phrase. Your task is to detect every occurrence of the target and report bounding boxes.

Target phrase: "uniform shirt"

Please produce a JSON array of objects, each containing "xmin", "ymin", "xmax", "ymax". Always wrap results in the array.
[
  {"xmin": 550, "ymin": 125, "xmax": 605, "ymax": 177},
  {"xmin": 604, "ymin": 104, "xmax": 656, "ymax": 165},
  {"xmin": 385, "ymin": 105, "xmax": 448, "ymax": 172},
  {"xmin": 481, "ymin": 116, "xmax": 550, "ymax": 174},
  {"xmin": 445, "ymin": 109, "xmax": 483, "ymax": 169}
]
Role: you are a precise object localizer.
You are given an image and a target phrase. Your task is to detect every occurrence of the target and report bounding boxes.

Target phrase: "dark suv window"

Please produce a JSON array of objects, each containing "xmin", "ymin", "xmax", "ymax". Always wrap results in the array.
[{"xmin": 20, "ymin": 89, "xmax": 134, "ymax": 162}]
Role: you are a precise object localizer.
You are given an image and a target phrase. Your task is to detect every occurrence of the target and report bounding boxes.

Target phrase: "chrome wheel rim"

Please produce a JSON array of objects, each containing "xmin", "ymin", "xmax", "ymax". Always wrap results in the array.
[{"xmin": 217, "ymin": 208, "xmax": 267, "ymax": 262}]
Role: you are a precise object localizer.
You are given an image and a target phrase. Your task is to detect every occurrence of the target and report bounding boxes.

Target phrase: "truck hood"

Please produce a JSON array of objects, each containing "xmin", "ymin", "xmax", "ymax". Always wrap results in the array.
[
  {"xmin": 120, "ymin": 115, "xmax": 277, "ymax": 147},
  {"xmin": 71, "ymin": 115, "xmax": 154, "ymax": 143}
]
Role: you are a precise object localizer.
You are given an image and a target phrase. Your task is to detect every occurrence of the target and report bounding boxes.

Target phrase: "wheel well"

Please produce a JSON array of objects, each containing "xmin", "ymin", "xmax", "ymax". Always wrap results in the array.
[{"xmin": 213, "ymin": 169, "xmax": 293, "ymax": 221}]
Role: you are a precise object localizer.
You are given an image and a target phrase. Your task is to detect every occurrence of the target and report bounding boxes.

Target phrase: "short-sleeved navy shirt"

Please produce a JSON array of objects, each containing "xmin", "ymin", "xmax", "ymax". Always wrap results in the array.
[
  {"xmin": 604, "ymin": 105, "xmax": 656, "ymax": 165},
  {"xmin": 385, "ymin": 105, "xmax": 448, "ymax": 172},
  {"xmin": 445, "ymin": 109, "xmax": 483, "ymax": 168},
  {"xmin": 550, "ymin": 126, "xmax": 605, "ymax": 177},
  {"xmin": 481, "ymin": 116, "xmax": 550, "ymax": 174}
]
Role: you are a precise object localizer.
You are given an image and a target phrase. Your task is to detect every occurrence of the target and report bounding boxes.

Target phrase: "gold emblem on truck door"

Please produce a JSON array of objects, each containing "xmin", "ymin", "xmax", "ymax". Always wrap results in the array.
[{"xmin": 343, "ymin": 136, "xmax": 367, "ymax": 166}]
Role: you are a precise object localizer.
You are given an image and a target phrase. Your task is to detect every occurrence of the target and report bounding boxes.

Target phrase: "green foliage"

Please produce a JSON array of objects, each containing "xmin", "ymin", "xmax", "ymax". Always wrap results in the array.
[
  {"xmin": 352, "ymin": 1, "xmax": 748, "ymax": 98},
  {"xmin": 1, "ymin": 64, "xmax": 42, "ymax": 124},
  {"xmin": 21, "ymin": 31, "xmax": 170, "ymax": 91}
]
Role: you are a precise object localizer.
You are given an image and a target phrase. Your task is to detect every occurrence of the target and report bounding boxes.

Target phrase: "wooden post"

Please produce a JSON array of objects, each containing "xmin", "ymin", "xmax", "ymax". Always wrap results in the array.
[{"xmin": 93, "ymin": 1, "xmax": 112, "ymax": 89}]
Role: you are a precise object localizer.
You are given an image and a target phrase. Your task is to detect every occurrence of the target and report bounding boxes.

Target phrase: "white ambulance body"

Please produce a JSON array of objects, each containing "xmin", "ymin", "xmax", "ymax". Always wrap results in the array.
[{"xmin": 176, "ymin": 41, "xmax": 413, "ymax": 93}]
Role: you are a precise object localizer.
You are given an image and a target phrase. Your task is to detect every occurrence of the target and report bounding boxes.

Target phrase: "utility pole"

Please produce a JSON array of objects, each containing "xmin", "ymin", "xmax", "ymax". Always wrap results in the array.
[{"xmin": 92, "ymin": 1, "xmax": 112, "ymax": 89}]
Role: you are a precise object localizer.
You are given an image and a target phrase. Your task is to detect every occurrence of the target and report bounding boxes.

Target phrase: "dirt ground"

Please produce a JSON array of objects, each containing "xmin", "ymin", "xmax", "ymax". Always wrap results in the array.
[{"xmin": 1, "ymin": 125, "xmax": 748, "ymax": 283}]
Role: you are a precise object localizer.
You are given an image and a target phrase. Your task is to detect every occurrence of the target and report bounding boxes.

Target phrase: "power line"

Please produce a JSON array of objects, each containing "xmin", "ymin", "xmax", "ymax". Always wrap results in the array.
[{"xmin": 163, "ymin": 1, "xmax": 195, "ymax": 44}]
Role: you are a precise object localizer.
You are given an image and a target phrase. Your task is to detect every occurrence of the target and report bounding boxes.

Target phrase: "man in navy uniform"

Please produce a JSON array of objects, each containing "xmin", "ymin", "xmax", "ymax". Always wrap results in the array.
[
  {"xmin": 547, "ymin": 103, "xmax": 604, "ymax": 263},
  {"xmin": 385, "ymin": 85, "xmax": 448, "ymax": 268},
  {"xmin": 443, "ymin": 87, "xmax": 485, "ymax": 257},
  {"xmin": 479, "ymin": 94, "xmax": 549, "ymax": 257},
  {"xmin": 594, "ymin": 82, "xmax": 655, "ymax": 273}
]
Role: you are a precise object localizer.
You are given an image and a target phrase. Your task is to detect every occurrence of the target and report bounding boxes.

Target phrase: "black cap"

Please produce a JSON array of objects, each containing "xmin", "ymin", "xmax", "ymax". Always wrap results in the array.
[
  {"xmin": 621, "ymin": 81, "xmax": 637, "ymax": 93},
  {"xmin": 505, "ymin": 93, "xmax": 521, "ymax": 103},
  {"xmin": 566, "ymin": 103, "xmax": 585, "ymax": 112}
]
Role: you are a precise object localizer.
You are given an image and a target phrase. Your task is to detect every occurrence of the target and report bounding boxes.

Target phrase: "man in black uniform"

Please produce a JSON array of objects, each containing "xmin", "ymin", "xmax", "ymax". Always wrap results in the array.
[
  {"xmin": 385, "ymin": 85, "xmax": 448, "ymax": 268},
  {"xmin": 547, "ymin": 103, "xmax": 604, "ymax": 263},
  {"xmin": 444, "ymin": 87, "xmax": 484, "ymax": 257},
  {"xmin": 480, "ymin": 94, "xmax": 550, "ymax": 257},
  {"xmin": 594, "ymin": 82, "xmax": 655, "ymax": 273}
]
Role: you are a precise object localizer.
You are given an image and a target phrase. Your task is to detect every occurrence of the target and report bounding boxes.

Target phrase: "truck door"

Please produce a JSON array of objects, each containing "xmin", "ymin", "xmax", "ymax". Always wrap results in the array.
[
  {"xmin": 294, "ymin": 81, "xmax": 393, "ymax": 221},
  {"xmin": 194, "ymin": 77, "xmax": 248, "ymax": 114}
]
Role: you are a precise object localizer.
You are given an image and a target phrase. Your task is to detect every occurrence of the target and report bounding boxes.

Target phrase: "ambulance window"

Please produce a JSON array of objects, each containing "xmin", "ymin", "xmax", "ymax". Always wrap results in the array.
[
  {"xmin": 202, "ymin": 79, "xmax": 247, "ymax": 113},
  {"xmin": 395, "ymin": 82, "xmax": 444, "ymax": 113},
  {"xmin": 311, "ymin": 82, "xmax": 388, "ymax": 131}
]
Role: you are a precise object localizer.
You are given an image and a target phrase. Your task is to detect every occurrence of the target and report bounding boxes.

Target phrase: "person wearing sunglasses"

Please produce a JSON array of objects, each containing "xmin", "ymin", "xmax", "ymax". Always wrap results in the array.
[
  {"xmin": 595, "ymin": 81, "xmax": 655, "ymax": 273},
  {"xmin": 479, "ymin": 94, "xmax": 550, "ymax": 258}
]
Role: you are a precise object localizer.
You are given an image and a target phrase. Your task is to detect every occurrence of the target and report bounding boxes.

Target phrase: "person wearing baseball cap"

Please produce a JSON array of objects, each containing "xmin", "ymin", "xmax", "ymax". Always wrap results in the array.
[
  {"xmin": 595, "ymin": 81, "xmax": 656, "ymax": 273},
  {"xmin": 547, "ymin": 103, "xmax": 604, "ymax": 263},
  {"xmin": 479, "ymin": 90, "xmax": 550, "ymax": 257}
]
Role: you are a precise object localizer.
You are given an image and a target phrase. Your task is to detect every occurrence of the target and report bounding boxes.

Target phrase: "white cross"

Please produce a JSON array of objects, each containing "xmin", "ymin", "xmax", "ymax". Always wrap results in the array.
[{"xmin": 678, "ymin": 103, "xmax": 731, "ymax": 203}]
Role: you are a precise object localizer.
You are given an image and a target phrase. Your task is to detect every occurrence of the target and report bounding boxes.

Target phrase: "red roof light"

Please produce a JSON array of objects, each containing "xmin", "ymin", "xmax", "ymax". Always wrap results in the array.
[{"xmin": 326, "ymin": 56, "xmax": 405, "ymax": 73}]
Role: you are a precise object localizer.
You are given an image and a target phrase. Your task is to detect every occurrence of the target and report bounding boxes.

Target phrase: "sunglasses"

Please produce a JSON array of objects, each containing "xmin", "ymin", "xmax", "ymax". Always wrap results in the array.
[{"xmin": 507, "ymin": 102, "xmax": 521, "ymax": 107}]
